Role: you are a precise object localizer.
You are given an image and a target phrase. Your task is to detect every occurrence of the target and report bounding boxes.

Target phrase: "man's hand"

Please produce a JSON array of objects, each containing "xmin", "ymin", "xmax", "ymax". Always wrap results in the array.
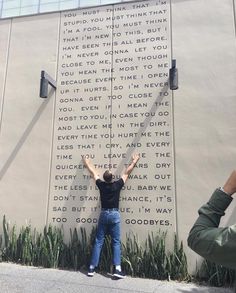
[
  {"xmin": 132, "ymin": 154, "xmax": 140, "ymax": 164},
  {"xmin": 122, "ymin": 153, "xmax": 140, "ymax": 183},
  {"xmin": 223, "ymin": 170, "xmax": 236, "ymax": 196},
  {"xmin": 82, "ymin": 156, "xmax": 99, "ymax": 180},
  {"xmin": 83, "ymin": 157, "xmax": 90, "ymax": 165}
]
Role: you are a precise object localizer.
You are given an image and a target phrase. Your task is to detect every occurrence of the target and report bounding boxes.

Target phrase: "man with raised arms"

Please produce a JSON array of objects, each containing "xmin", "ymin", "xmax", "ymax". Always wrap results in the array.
[{"xmin": 83, "ymin": 153, "xmax": 140, "ymax": 278}]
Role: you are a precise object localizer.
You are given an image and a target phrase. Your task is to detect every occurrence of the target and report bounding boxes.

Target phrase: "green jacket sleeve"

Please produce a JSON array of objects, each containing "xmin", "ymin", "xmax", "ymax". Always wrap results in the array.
[{"xmin": 187, "ymin": 188, "xmax": 236, "ymax": 270}]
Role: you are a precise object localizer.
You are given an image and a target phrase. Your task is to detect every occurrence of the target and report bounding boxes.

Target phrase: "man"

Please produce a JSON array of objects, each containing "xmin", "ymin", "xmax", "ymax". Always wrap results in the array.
[
  {"xmin": 83, "ymin": 153, "xmax": 140, "ymax": 278},
  {"xmin": 188, "ymin": 170, "xmax": 236, "ymax": 270}
]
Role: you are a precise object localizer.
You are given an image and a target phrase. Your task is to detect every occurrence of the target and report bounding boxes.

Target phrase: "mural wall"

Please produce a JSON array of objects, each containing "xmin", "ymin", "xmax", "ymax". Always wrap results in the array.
[{"xmin": 48, "ymin": 0, "xmax": 175, "ymax": 240}]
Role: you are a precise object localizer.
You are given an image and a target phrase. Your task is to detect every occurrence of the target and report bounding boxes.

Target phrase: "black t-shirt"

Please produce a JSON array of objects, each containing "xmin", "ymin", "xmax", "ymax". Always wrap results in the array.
[{"xmin": 96, "ymin": 178, "xmax": 124, "ymax": 209}]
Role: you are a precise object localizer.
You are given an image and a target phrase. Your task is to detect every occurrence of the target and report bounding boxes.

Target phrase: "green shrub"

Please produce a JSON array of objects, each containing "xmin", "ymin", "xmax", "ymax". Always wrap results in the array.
[
  {"xmin": 195, "ymin": 259, "xmax": 235, "ymax": 287},
  {"xmin": 122, "ymin": 232, "xmax": 190, "ymax": 281},
  {"xmin": 0, "ymin": 216, "xmax": 196, "ymax": 284}
]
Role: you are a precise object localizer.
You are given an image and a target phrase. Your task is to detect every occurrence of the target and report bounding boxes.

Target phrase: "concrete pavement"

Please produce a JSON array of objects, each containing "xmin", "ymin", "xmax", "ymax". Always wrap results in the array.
[{"xmin": 0, "ymin": 262, "xmax": 233, "ymax": 293}]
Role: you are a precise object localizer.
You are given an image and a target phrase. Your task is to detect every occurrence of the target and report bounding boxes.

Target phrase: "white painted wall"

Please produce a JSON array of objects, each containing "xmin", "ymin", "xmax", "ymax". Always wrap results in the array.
[
  {"xmin": 0, "ymin": 14, "xmax": 59, "ymax": 227},
  {"xmin": 0, "ymin": 19, "xmax": 11, "ymax": 130},
  {"xmin": 172, "ymin": 0, "xmax": 236, "ymax": 270}
]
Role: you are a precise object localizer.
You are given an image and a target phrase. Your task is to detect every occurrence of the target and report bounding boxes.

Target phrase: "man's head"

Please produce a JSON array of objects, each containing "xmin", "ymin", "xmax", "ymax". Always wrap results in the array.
[{"xmin": 103, "ymin": 170, "xmax": 112, "ymax": 183}]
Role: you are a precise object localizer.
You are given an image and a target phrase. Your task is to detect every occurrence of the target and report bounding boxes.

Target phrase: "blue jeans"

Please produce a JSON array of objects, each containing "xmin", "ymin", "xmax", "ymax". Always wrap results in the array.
[{"xmin": 90, "ymin": 210, "xmax": 121, "ymax": 267}]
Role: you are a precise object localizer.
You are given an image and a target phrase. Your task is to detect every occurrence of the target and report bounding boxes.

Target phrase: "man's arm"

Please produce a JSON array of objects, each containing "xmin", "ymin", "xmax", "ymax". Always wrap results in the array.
[
  {"xmin": 187, "ymin": 170, "xmax": 236, "ymax": 270},
  {"xmin": 83, "ymin": 157, "xmax": 99, "ymax": 181},
  {"xmin": 121, "ymin": 154, "xmax": 140, "ymax": 183}
]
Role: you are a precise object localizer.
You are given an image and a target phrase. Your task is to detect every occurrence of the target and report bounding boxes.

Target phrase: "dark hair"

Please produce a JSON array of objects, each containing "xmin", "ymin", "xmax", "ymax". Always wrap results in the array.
[{"xmin": 103, "ymin": 170, "xmax": 112, "ymax": 183}]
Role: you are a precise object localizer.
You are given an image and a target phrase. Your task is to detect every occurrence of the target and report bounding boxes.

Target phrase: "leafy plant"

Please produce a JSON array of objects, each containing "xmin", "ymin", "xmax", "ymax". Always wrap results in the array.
[
  {"xmin": 166, "ymin": 235, "xmax": 190, "ymax": 281},
  {"xmin": 122, "ymin": 232, "xmax": 190, "ymax": 281},
  {"xmin": 195, "ymin": 259, "xmax": 235, "ymax": 287},
  {"xmin": 0, "ymin": 216, "xmax": 196, "ymax": 284}
]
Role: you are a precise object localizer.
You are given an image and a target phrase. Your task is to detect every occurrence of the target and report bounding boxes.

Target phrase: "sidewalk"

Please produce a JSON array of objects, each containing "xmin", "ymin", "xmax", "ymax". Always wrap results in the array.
[{"xmin": 0, "ymin": 262, "xmax": 233, "ymax": 293}]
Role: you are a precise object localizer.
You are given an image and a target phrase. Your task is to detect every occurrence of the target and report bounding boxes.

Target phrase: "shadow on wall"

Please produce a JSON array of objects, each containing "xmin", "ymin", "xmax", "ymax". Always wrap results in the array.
[
  {"xmin": 0, "ymin": 88, "xmax": 54, "ymax": 180},
  {"xmin": 53, "ymin": 83, "xmax": 170, "ymax": 229},
  {"xmin": 51, "ymin": 162, "xmax": 100, "ymax": 229},
  {"xmin": 115, "ymin": 83, "xmax": 169, "ymax": 176}
]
